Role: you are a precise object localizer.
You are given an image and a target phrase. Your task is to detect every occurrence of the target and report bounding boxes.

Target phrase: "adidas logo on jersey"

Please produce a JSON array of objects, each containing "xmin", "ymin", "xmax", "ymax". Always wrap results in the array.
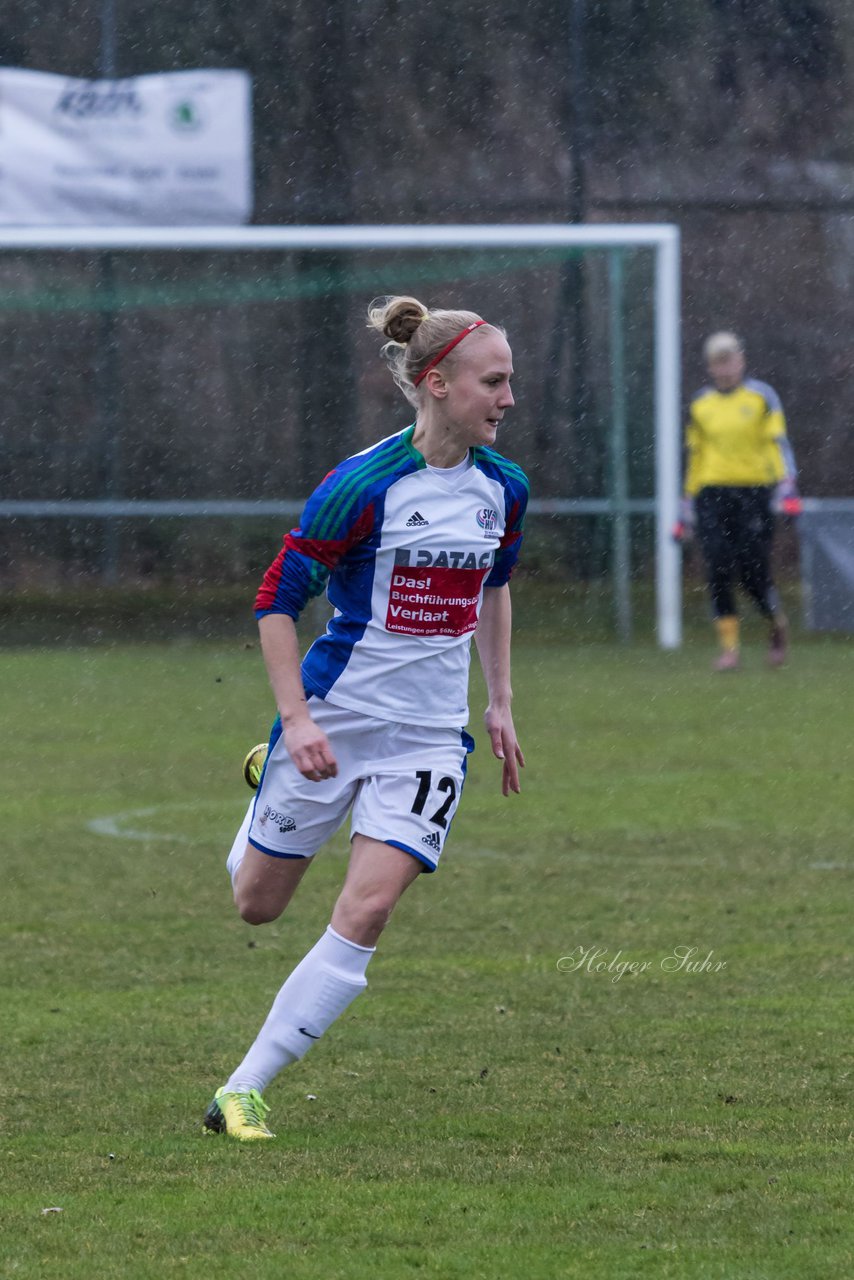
[
  {"xmin": 421, "ymin": 830, "xmax": 442, "ymax": 851},
  {"xmin": 405, "ymin": 510, "xmax": 429, "ymax": 527}
]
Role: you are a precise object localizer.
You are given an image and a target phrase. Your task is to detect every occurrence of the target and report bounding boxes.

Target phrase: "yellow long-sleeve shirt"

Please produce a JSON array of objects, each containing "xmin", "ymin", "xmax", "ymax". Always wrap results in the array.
[{"xmin": 684, "ymin": 378, "xmax": 793, "ymax": 496}]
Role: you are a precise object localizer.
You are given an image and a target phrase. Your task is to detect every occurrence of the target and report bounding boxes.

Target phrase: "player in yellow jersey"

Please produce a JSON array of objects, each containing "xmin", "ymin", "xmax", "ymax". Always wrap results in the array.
[{"xmin": 675, "ymin": 332, "xmax": 800, "ymax": 671}]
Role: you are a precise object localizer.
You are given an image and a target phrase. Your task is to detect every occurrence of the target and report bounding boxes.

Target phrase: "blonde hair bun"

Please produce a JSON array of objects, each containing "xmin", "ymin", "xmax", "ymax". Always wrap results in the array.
[{"xmin": 367, "ymin": 296, "xmax": 428, "ymax": 346}]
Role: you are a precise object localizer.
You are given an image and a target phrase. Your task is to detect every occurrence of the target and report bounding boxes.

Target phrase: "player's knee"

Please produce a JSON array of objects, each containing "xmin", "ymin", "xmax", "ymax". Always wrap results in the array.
[
  {"xmin": 337, "ymin": 889, "xmax": 395, "ymax": 938},
  {"xmin": 234, "ymin": 889, "xmax": 281, "ymax": 927}
]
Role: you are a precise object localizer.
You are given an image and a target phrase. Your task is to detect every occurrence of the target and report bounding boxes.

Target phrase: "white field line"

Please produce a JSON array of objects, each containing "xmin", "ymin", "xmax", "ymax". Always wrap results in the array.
[
  {"xmin": 88, "ymin": 808, "xmax": 848, "ymax": 873},
  {"xmin": 87, "ymin": 801, "xmax": 203, "ymax": 843}
]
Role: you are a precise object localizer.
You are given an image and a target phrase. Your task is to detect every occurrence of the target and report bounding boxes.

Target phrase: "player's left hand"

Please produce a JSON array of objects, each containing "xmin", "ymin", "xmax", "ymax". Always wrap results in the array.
[
  {"xmin": 773, "ymin": 478, "xmax": 803, "ymax": 518},
  {"xmin": 484, "ymin": 703, "xmax": 525, "ymax": 797}
]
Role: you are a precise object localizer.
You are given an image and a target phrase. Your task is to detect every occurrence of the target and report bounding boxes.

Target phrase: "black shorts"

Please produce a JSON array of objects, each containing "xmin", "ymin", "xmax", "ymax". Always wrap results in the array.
[{"xmin": 695, "ymin": 486, "xmax": 777, "ymax": 617}]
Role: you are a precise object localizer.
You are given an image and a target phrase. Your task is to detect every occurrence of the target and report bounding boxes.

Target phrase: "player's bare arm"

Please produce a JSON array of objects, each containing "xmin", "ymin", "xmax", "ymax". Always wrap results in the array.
[
  {"xmin": 474, "ymin": 583, "xmax": 525, "ymax": 796},
  {"xmin": 258, "ymin": 613, "xmax": 338, "ymax": 781}
]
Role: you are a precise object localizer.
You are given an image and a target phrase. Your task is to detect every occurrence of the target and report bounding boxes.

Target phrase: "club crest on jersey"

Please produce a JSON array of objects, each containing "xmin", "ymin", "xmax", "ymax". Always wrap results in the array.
[{"xmin": 476, "ymin": 507, "xmax": 498, "ymax": 533}]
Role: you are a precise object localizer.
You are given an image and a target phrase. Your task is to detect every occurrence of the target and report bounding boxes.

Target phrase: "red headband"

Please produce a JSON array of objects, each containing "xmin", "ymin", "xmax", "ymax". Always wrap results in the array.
[{"xmin": 412, "ymin": 320, "xmax": 487, "ymax": 387}]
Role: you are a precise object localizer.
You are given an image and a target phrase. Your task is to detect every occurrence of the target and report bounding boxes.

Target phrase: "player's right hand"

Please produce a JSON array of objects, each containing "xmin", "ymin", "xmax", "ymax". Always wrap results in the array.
[
  {"xmin": 672, "ymin": 496, "xmax": 695, "ymax": 544},
  {"xmin": 283, "ymin": 715, "xmax": 339, "ymax": 781}
]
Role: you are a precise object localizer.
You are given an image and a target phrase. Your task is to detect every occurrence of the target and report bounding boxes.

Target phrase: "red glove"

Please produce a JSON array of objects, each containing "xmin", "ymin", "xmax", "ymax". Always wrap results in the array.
[
  {"xmin": 672, "ymin": 497, "xmax": 695, "ymax": 544},
  {"xmin": 774, "ymin": 480, "xmax": 802, "ymax": 518}
]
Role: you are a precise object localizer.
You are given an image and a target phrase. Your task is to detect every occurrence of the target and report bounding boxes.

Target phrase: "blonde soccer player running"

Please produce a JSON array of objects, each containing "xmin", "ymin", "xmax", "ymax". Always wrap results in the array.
[{"xmin": 204, "ymin": 296, "xmax": 528, "ymax": 1139}]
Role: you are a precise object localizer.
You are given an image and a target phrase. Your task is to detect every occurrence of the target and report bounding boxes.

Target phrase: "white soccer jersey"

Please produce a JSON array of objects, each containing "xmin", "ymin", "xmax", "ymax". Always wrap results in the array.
[{"xmin": 255, "ymin": 426, "xmax": 529, "ymax": 728}]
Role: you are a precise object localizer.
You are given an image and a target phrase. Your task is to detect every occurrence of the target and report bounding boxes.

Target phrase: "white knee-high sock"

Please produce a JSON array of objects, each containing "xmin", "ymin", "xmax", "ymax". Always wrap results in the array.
[
  {"xmin": 226, "ymin": 801, "xmax": 255, "ymax": 888},
  {"xmin": 225, "ymin": 925, "xmax": 375, "ymax": 1094}
]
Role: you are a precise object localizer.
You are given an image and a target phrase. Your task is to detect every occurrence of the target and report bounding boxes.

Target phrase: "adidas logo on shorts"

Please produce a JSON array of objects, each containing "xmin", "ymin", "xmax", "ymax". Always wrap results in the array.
[
  {"xmin": 421, "ymin": 830, "xmax": 441, "ymax": 852},
  {"xmin": 405, "ymin": 510, "xmax": 429, "ymax": 527}
]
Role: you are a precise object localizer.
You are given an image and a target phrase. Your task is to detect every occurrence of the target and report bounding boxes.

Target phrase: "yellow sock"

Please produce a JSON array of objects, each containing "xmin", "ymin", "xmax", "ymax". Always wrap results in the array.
[{"xmin": 715, "ymin": 615, "xmax": 740, "ymax": 653}]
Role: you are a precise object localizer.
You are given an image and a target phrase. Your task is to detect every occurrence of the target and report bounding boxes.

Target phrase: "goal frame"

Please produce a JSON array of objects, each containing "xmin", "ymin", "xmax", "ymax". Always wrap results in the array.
[{"xmin": 0, "ymin": 223, "xmax": 682, "ymax": 647}]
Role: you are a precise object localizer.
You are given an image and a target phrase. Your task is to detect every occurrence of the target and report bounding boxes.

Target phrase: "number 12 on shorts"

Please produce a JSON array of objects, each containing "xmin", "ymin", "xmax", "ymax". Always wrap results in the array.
[{"xmin": 410, "ymin": 770, "xmax": 457, "ymax": 828}]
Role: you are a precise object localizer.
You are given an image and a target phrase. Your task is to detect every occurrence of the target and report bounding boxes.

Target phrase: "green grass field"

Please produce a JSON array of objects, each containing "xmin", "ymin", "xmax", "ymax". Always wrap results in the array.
[{"xmin": 2, "ymin": 621, "xmax": 853, "ymax": 1279}]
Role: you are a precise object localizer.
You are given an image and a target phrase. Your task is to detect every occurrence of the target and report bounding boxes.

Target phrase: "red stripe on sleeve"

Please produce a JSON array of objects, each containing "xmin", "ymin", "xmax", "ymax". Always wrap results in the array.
[{"xmin": 254, "ymin": 503, "xmax": 375, "ymax": 616}]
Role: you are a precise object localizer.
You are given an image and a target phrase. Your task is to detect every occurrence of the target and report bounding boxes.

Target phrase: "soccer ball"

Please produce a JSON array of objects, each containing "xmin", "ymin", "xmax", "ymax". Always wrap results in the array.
[{"xmin": 242, "ymin": 743, "xmax": 268, "ymax": 790}]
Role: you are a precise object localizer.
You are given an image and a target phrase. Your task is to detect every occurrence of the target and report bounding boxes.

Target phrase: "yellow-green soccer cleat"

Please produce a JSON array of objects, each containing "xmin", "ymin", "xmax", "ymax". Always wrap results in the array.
[
  {"xmin": 242, "ymin": 743, "xmax": 268, "ymax": 791},
  {"xmin": 203, "ymin": 1087, "xmax": 275, "ymax": 1140}
]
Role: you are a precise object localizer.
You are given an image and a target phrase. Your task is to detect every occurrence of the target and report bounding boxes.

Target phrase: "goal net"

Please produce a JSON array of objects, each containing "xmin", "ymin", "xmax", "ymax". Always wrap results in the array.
[{"xmin": 0, "ymin": 225, "xmax": 681, "ymax": 645}]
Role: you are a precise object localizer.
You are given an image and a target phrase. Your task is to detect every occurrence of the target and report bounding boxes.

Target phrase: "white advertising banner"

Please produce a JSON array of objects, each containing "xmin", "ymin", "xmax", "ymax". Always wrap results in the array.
[{"xmin": 0, "ymin": 67, "xmax": 252, "ymax": 225}]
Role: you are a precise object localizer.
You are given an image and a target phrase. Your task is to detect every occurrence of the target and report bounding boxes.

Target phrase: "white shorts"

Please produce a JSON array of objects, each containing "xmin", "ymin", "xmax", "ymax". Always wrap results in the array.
[{"xmin": 246, "ymin": 697, "xmax": 475, "ymax": 872}]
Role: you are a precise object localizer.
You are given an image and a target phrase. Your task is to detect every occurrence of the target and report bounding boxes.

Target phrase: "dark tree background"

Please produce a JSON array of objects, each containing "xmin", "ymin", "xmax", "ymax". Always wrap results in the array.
[{"xmin": 1, "ymin": 0, "xmax": 853, "ymax": 584}]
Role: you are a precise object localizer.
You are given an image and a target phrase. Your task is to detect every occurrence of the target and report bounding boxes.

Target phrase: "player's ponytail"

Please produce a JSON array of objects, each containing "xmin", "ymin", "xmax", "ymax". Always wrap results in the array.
[{"xmin": 368, "ymin": 295, "xmax": 499, "ymax": 407}]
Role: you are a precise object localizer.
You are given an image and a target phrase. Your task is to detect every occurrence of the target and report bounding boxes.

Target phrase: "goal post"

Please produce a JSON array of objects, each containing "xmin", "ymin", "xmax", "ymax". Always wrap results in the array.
[{"xmin": 0, "ymin": 223, "xmax": 682, "ymax": 647}]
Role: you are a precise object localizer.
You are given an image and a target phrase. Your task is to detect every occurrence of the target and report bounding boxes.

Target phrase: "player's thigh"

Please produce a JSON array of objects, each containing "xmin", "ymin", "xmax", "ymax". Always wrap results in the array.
[
  {"xmin": 696, "ymin": 489, "xmax": 736, "ymax": 575},
  {"xmin": 331, "ymin": 835, "xmax": 424, "ymax": 945},
  {"xmin": 735, "ymin": 490, "xmax": 773, "ymax": 574},
  {"xmin": 249, "ymin": 701, "xmax": 361, "ymax": 859},
  {"xmin": 357, "ymin": 716, "xmax": 473, "ymax": 860},
  {"xmin": 234, "ymin": 843, "xmax": 314, "ymax": 924},
  {"xmin": 741, "ymin": 487, "xmax": 775, "ymax": 554}
]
